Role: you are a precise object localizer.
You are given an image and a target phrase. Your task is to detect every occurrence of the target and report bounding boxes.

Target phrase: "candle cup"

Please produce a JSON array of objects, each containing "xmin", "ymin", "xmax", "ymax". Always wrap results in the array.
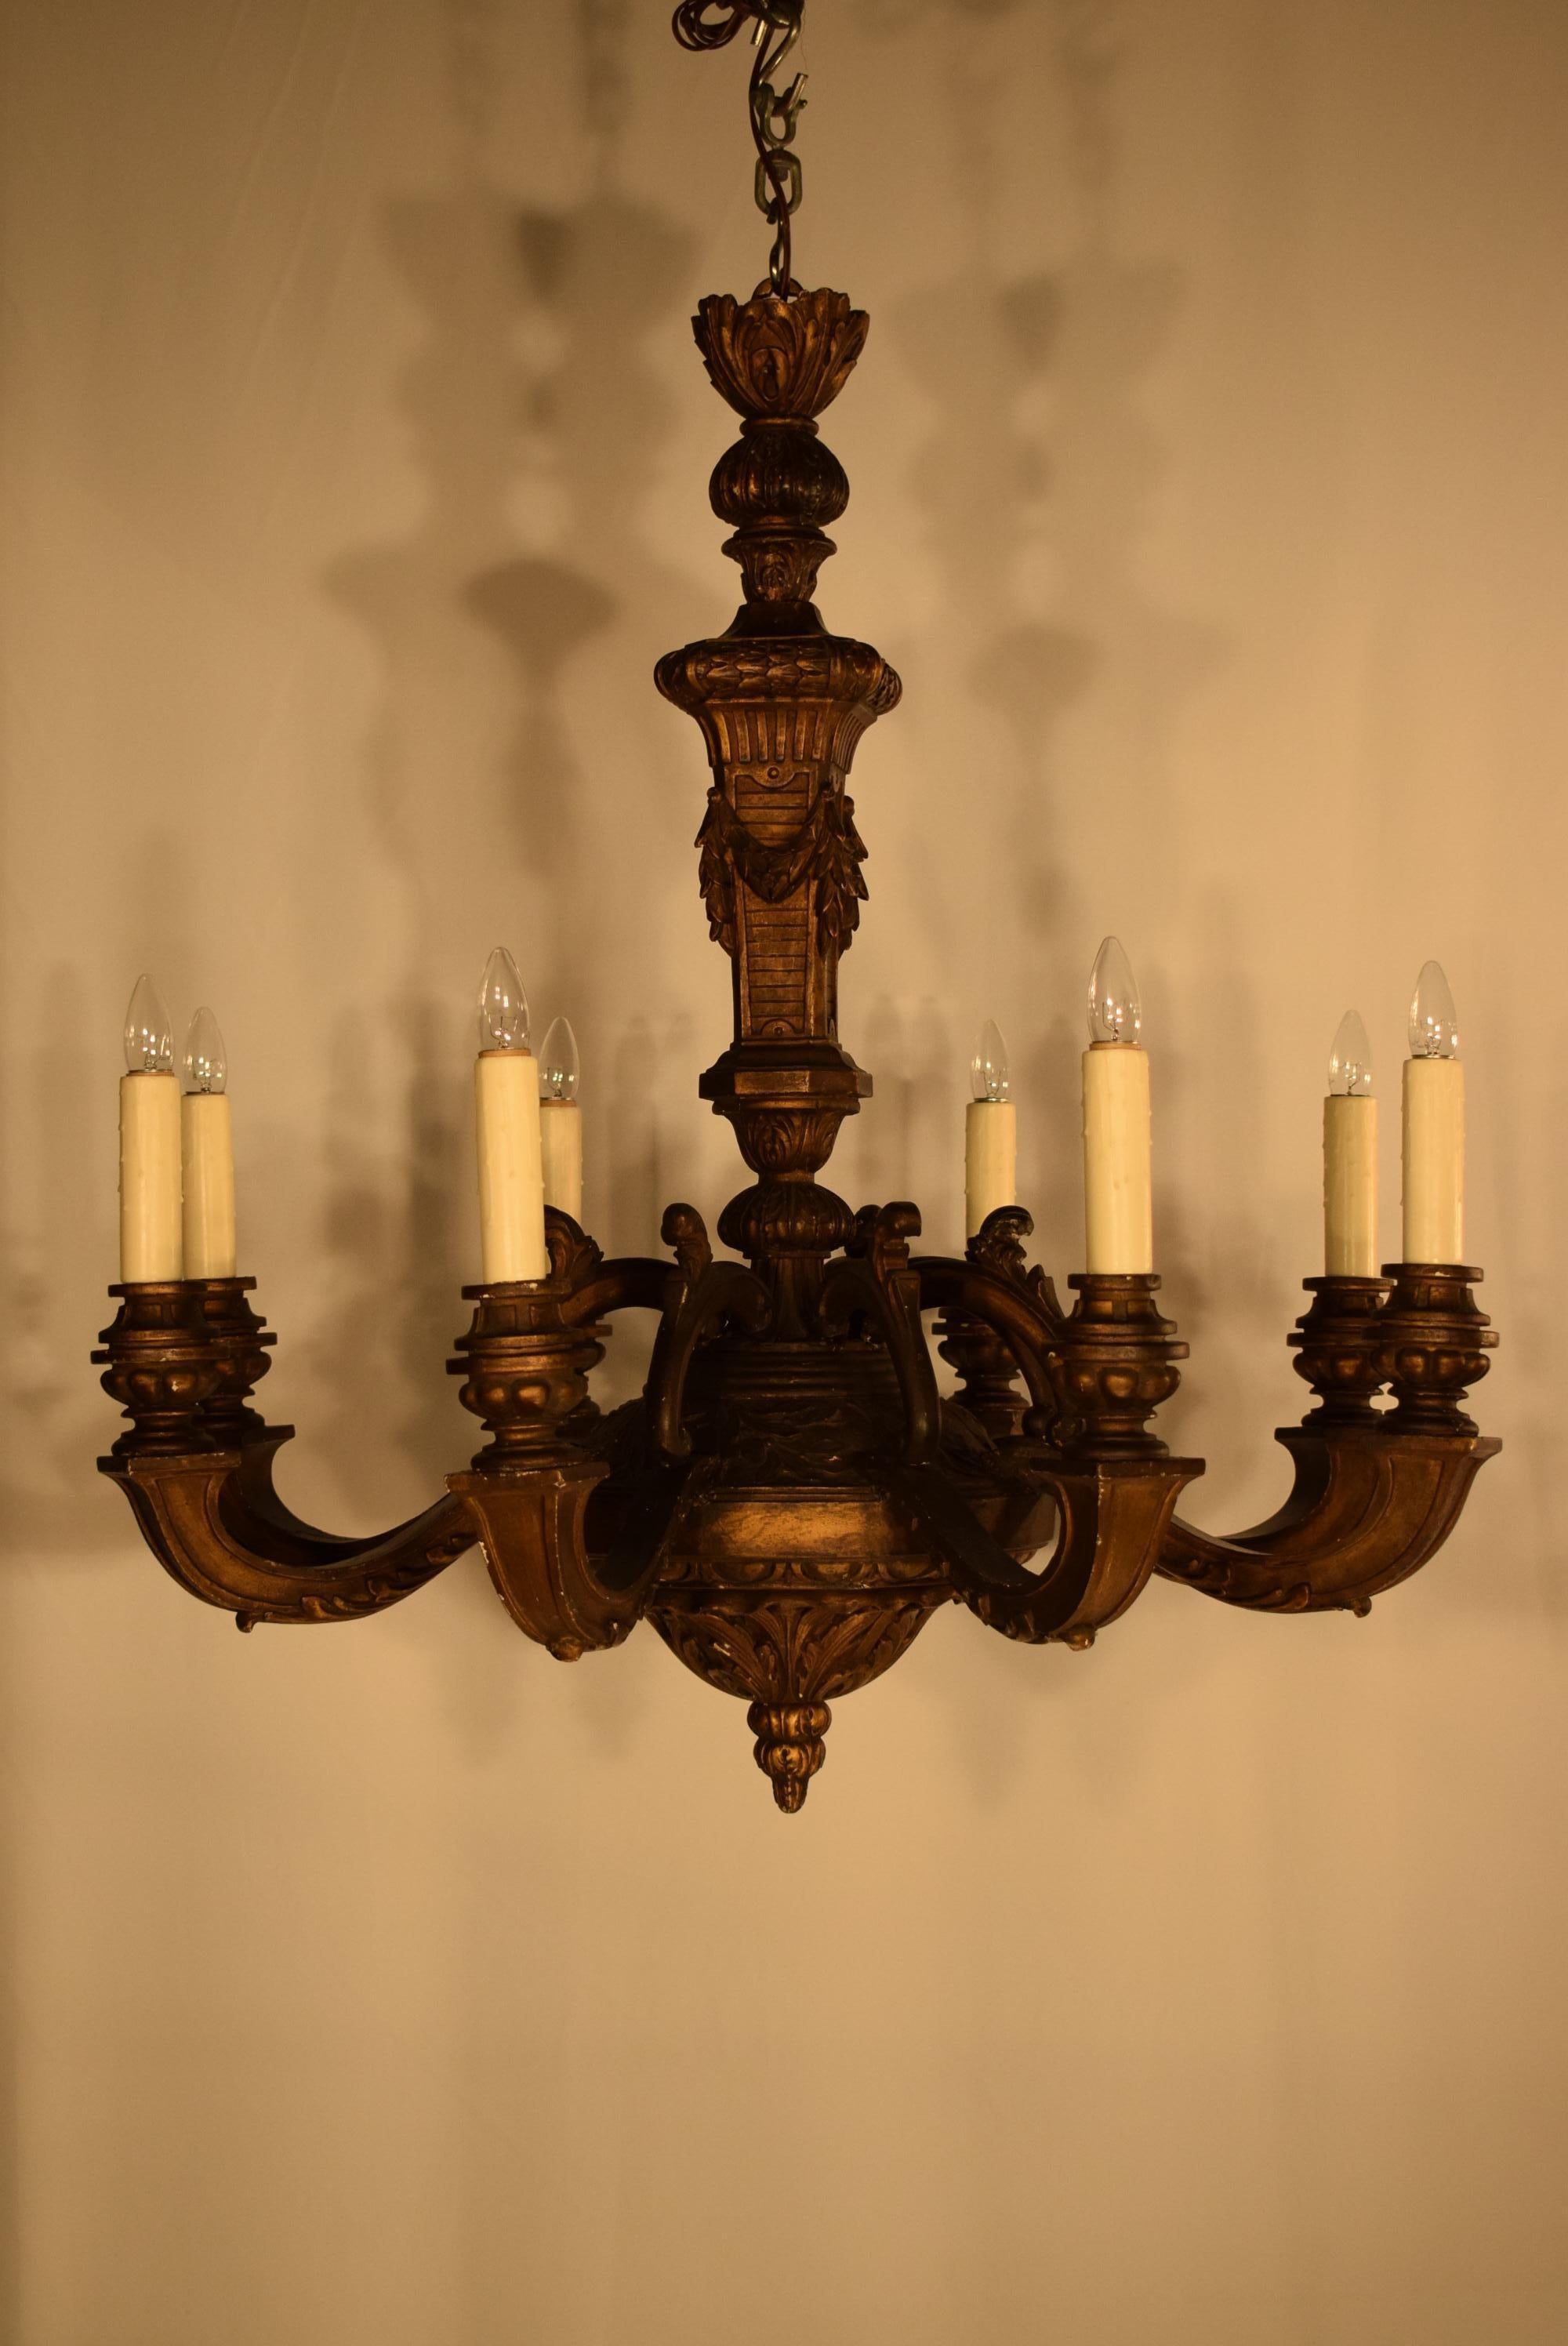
[
  {"xmin": 1378, "ymin": 1262, "xmax": 1494, "ymax": 1436},
  {"xmin": 185, "ymin": 1275, "xmax": 274, "ymax": 1446},
  {"xmin": 448, "ymin": 1281, "xmax": 607, "ymax": 1473},
  {"xmin": 1289, "ymin": 1274, "xmax": 1392, "ymax": 1425},
  {"xmin": 1051, "ymin": 1273, "xmax": 1184, "ymax": 1458},
  {"xmin": 93, "ymin": 1282, "xmax": 218, "ymax": 1458}
]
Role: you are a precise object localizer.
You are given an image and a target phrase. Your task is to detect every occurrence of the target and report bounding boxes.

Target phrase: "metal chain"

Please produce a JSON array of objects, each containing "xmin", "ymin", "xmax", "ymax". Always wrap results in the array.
[{"xmin": 673, "ymin": 2, "xmax": 808, "ymax": 295}]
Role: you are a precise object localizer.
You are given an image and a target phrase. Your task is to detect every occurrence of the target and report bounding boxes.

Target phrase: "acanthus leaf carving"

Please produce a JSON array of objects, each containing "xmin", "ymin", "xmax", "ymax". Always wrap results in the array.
[{"xmin": 691, "ymin": 288, "xmax": 869, "ymax": 422}]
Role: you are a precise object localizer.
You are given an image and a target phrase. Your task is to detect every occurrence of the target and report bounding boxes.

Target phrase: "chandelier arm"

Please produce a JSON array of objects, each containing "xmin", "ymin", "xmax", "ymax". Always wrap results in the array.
[
  {"xmin": 561, "ymin": 1255, "xmax": 677, "ymax": 1325},
  {"xmin": 818, "ymin": 1204, "xmax": 941, "ymax": 1465},
  {"xmin": 1159, "ymin": 1428, "xmax": 1501, "ymax": 1615},
  {"xmin": 217, "ymin": 1436, "xmax": 466, "ymax": 1569},
  {"xmin": 911, "ymin": 1255, "xmax": 1062, "ymax": 1430},
  {"xmin": 94, "ymin": 1278, "xmax": 476, "ymax": 1625},
  {"xmin": 818, "ymin": 1258, "xmax": 938, "ymax": 1464},
  {"xmin": 445, "ymin": 1204, "xmax": 760, "ymax": 1652},
  {"xmin": 448, "ymin": 1451, "xmax": 693, "ymax": 1662},
  {"xmin": 647, "ymin": 1259, "xmax": 774, "ymax": 1459},
  {"xmin": 900, "ymin": 1452, "xmax": 1202, "ymax": 1649},
  {"xmin": 100, "ymin": 1443, "xmax": 474, "ymax": 1628},
  {"xmin": 902, "ymin": 1240, "xmax": 1202, "ymax": 1646},
  {"xmin": 1158, "ymin": 1265, "xmax": 1500, "ymax": 1614}
]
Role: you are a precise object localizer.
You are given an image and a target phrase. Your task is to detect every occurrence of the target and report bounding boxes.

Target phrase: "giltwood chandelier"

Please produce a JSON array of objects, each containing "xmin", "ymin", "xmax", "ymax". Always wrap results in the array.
[{"xmin": 96, "ymin": 2, "xmax": 1498, "ymax": 1810}]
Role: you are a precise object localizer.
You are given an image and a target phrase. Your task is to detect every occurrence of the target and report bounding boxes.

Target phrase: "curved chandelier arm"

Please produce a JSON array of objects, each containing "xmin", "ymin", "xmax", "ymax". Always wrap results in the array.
[
  {"xmin": 909, "ymin": 1208, "xmax": 1065, "ymax": 1438},
  {"xmin": 912, "ymin": 1258, "xmax": 1062, "ymax": 1431},
  {"xmin": 447, "ymin": 1206, "xmax": 755, "ymax": 1653},
  {"xmin": 819, "ymin": 1202, "xmax": 942, "ymax": 1463},
  {"xmin": 540, "ymin": 1205, "xmax": 671, "ymax": 1325},
  {"xmin": 898, "ymin": 1239, "xmax": 1200, "ymax": 1647},
  {"xmin": 103, "ymin": 1437, "xmax": 474, "ymax": 1629},
  {"xmin": 95, "ymin": 1280, "xmax": 477, "ymax": 1627},
  {"xmin": 899, "ymin": 1451, "xmax": 1202, "ymax": 1649},
  {"xmin": 449, "ymin": 1450, "xmax": 693, "ymax": 1662},
  {"xmin": 1159, "ymin": 1425, "xmax": 1501, "ymax": 1616},
  {"xmin": 1157, "ymin": 1266, "xmax": 1501, "ymax": 1614},
  {"xmin": 642, "ymin": 1203, "xmax": 773, "ymax": 1459}
]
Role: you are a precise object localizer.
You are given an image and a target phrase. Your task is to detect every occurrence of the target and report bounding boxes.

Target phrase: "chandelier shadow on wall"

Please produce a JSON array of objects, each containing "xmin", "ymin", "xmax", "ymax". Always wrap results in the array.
[{"xmin": 96, "ymin": 2, "xmax": 1498, "ymax": 1811}]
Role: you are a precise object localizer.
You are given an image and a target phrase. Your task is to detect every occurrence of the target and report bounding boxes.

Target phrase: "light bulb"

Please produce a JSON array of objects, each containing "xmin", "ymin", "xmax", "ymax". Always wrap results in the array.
[
  {"xmin": 183, "ymin": 1005, "xmax": 228, "ymax": 1095},
  {"xmin": 123, "ymin": 974, "xmax": 174, "ymax": 1074},
  {"xmin": 1409, "ymin": 960, "xmax": 1459, "ymax": 1059},
  {"xmin": 539, "ymin": 1015, "xmax": 580, "ymax": 1102},
  {"xmin": 477, "ymin": 946, "xmax": 531, "ymax": 1052},
  {"xmin": 1087, "ymin": 935, "xmax": 1141, "ymax": 1044},
  {"xmin": 1327, "ymin": 1009, "xmax": 1373, "ymax": 1097},
  {"xmin": 970, "ymin": 1019, "xmax": 1010, "ymax": 1102}
]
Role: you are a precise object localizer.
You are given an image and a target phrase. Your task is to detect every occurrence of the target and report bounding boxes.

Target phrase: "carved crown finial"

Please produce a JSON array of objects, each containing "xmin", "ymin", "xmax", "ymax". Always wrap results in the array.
[{"xmin": 693, "ymin": 287, "xmax": 868, "ymax": 420}]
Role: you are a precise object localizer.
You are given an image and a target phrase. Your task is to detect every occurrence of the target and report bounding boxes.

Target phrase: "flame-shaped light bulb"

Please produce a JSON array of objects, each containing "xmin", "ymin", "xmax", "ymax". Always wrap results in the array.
[
  {"xmin": 477, "ymin": 946, "xmax": 531, "ymax": 1052},
  {"xmin": 1327, "ymin": 1009, "xmax": 1373, "ymax": 1097},
  {"xmin": 1409, "ymin": 960, "xmax": 1459, "ymax": 1059},
  {"xmin": 123, "ymin": 974, "xmax": 174, "ymax": 1074},
  {"xmin": 539, "ymin": 1015, "xmax": 579, "ymax": 1102},
  {"xmin": 183, "ymin": 1005, "xmax": 228, "ymax": 1095},
  {"xmin": 1087, "ymin": 935, "xmax": 1142, "ymax": 1044},
  {"xmin": 970, "ymin": 1019, "xmax": 1010, "ymax": 1103}
]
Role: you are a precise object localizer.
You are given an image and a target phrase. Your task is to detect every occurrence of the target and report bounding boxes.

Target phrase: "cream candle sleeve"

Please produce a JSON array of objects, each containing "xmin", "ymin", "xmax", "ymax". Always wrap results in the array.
[
  {"xmin": 181, "ymin": 1091, "xmax": 236, "ymax": 1278},
  {"xmin": 964, "ymin": 1099, "xmax": 1017, "ymax": 1239},
  {"xmin": 1082, "ymin": 1043, "xmax": 1152, "ymax": 1274},
  {"xmin": 1323, "ymin": 1093, "xmax": 1377, "ymax": 1277},
  {"xmin": 539, "ymin": 1099, "xmax": 583, "ymax": 1224},
  {"xmin": 1402, "ymin": 1056, "xmax": 1465, "ymax": 1262},
  {"xmin": 119, "ymin": 1071, "xmax": 183, "ymax": 1281},
  {"xmin": 476, "ymin": 1049, "xmax": 549, "ymax": 1282}
]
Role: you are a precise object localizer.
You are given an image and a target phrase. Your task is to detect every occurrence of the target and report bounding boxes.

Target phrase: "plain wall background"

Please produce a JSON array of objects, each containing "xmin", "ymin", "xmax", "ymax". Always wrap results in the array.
[{"xmin": 2, "ymin": 2, "xmax": 1566, "ymax": 2339}]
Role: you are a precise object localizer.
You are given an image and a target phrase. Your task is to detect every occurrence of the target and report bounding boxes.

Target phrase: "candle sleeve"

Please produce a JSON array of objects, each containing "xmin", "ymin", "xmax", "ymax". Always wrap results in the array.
[
  {"xmin": 539, "ymin": 1099, "xmax": 584, "ymax": 1224},
  {"xmin": 1082, "ymin": 1044, "xmax": 1152, "ymax": 1274},
  {"xmin": 1402, "ymin": 1056, "xmax": 1465, "ymax": 1263},
  {"xmin": 476, "ymin": 1050, "xmax": 549, "ymax": 1283},
  {"xmin": 119, "ymin": 1071, "xmax": 183, "ymax": 1282},
  {"xmin": 1323, "ymin": 1094, "xmax": 1377, "ymax": 1277},
  {"xmin": 964, "ymin": 1099, "xmax": 1017, "ymax": 1239},
  {"xmin": 181, "ymin": 1091, "xmax": 237, "ymax": 1279}
]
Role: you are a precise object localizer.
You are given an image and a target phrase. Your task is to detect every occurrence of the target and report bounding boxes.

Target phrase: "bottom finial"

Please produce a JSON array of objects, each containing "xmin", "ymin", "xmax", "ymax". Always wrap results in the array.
[{"xmin": 748, "ymin": 1701, "xmax": 831, "ymax": 1812}]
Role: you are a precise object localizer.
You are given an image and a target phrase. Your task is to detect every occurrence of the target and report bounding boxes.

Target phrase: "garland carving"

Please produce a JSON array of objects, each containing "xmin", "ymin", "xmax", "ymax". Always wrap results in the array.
[{"xmin": 695, "ymin": 785, "xmax": 867, "ymax": 957}]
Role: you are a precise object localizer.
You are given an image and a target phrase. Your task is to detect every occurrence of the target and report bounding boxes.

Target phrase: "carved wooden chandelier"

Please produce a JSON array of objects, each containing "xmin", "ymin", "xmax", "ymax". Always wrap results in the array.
[{"xmin": 96, "ymin": 1, "xmax": 1499, "ymax": 1811}]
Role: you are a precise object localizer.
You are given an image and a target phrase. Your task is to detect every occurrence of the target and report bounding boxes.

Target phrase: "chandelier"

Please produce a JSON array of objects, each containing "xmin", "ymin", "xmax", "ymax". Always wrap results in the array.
[{"xmin": 95, "ymin": 1, "xmax": 1499, "ymax": 1813}]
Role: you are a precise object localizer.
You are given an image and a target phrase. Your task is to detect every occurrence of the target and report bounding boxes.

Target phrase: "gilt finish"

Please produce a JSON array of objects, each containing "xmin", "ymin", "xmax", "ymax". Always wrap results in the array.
[{"xmin": 94, "ymin": 6, "xmax": 1500, "ymax": 1809}]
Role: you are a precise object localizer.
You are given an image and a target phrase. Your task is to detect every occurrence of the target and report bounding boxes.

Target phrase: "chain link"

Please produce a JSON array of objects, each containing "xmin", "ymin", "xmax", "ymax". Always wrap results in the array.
[{"xmin": 673, "ymin": 2, "xmax": 808, "ymax": 294}]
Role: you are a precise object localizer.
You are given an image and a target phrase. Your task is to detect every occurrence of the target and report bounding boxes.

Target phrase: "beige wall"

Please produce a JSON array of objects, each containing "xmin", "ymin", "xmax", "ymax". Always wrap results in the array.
[{"xmin": 2, "ymin": 1, "xmax": 1566, "ymax": 2339}]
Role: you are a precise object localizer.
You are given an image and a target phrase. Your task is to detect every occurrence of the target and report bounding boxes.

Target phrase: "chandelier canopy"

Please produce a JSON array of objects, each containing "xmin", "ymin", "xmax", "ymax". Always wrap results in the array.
[{"xmin": 95, "ymin": 2, "xmax": 1498, "ymax": 1811}]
